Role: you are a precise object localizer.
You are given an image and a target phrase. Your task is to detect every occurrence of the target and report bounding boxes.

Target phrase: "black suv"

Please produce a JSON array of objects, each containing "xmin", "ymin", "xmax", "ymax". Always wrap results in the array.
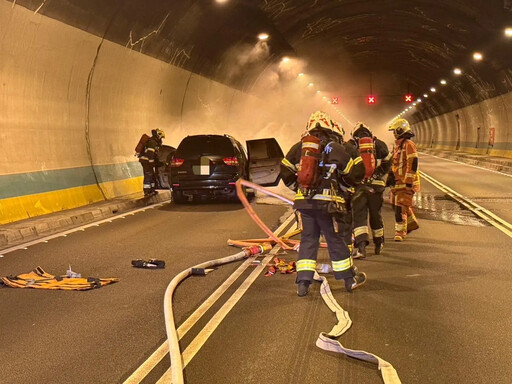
[{"xmin": 169, "ymin": 134, "xmax": 283, "ymax": 203}]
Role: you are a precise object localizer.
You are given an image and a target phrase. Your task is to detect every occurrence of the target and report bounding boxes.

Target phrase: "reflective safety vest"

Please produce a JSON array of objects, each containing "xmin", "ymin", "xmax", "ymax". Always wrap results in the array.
[{"xmin": 1, "ymin": 266, "xmax": 119, "ymax": 291}]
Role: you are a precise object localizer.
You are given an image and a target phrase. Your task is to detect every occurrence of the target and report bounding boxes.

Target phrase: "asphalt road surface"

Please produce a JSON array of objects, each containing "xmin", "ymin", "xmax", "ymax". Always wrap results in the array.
[{"xmin": 1, "ymin": 155, "xmax": 512, "ymax": 384}]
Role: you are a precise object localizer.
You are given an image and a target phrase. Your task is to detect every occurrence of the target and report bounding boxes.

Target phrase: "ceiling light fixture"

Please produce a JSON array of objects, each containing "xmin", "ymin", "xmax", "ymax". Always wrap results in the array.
[
  {"xmin": 298, "ymin": 73, "xmax": 304, "ymax": 77},
  {"xmin": 430, "ymin": 87, "xmax": 437, "ymax": 92},
  {"xmin": 473, "ymin": 52, "xmax": 483, "ymax": 61},
  {"xmin": 308, "ymin": 83, "xmax": 314, "ymax": 87},
  {"xmin": 440, "ymin": 79, "xmax": 447, "ymax": 85},
  {"xmin": 423, "ymin": 94, "xmax": 429, "ymax": 98},
  {"xmin": 505, "ymin": 27, "xmax": 512, "ymax": 37},
  {"xmin": 282, "ymin": 57, "xmax": 290, "ymax": 63},
  {"xmin": 258, "ymin": 33, "xmax": 269, "ymax": 41},
  {"xmin": 453, "ymin": 68, "xmax": 462, "ymax": 75}
]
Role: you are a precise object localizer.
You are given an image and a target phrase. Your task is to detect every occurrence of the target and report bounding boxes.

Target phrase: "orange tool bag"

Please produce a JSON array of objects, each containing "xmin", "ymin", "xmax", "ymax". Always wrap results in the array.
[
  {"xmin": 358, "ymin": 137, "xmax": 376, "ymax": 179},
  {"xmin": 297, "ymin": 134, "xmax": 322, "ymax": 189},
  {"xmin": 135, "ymin": 133, "xmax": 150, "ymax": 156}
]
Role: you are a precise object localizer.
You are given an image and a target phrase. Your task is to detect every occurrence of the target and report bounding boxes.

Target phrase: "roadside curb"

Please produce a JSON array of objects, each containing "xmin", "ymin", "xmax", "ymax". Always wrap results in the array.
[
  {"xmin": 419, "ymin": 148, "xmax": 512, "ymax": 175},
  {"xmin": 0, "ymin": 191, "xmax": 171, "ymax": 250}
]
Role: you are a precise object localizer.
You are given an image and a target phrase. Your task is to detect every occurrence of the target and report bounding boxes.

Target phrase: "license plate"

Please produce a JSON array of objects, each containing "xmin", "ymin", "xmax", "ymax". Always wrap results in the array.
[{"xmin": 193, "ymin": 157, "xmax": 210, "ymax": 175}]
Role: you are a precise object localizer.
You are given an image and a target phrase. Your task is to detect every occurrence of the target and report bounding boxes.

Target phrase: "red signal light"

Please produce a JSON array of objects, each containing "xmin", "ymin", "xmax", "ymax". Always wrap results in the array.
[
  {"xmin": 404, "ymin": 94, "xmax": 413, "ymax": 103},
  {"xmin": 367, "ymin": 95, "xmax": 377, "ymax": 105}
]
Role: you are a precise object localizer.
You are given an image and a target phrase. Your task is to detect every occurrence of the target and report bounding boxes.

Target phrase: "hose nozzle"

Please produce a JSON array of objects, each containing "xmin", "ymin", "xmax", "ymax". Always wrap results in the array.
[{"xmin": 243, "ymin": 243, "xmax": 272, "ymax": 257}]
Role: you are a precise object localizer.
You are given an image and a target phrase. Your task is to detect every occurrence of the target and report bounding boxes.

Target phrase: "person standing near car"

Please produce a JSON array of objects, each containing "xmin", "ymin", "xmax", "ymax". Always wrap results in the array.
[
  {"xmin": 345, "ymin": 122, "xmax": 392, "ymax": 258},
  {"xmin": 280, "ymin": 111, "xmax": 367, "ymax": 297},
  {"xmin": 139, "ymin": 128, "xmax": 165, "ymax": 197}
]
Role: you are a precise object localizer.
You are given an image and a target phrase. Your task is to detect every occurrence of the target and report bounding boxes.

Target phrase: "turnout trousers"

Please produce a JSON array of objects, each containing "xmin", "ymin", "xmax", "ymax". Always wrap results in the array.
[
  {"xmin": 391, "ymin": 189, "xmax": 419, "ymax": 239},
  {"xmin": 351, "ymin": 186, "xmax": 385, "ymax": 247},
  {"xmin": 296, "ymin": 209, "xmax": 355, "ymax": 283},
  {"xmin": 140, "ymin": 161, "xmax": 156, "ymax": 195}
]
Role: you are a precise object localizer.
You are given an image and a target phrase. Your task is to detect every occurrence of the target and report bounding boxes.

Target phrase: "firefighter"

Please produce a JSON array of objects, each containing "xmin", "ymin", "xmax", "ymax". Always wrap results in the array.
[
  {"xmin": 139, "ymin": 128, "xmax": 165, "ymax": 197},
  {"xmin": 345, "ymin": 122, "xmax": 391, "ymax": 257},
  {"xmin": 388, "ymin": 118, "xmax": 420, "ymax": 241},
  {"xmin": 280, "ymin": 111, "xmax": 367, "ymax": 297}
]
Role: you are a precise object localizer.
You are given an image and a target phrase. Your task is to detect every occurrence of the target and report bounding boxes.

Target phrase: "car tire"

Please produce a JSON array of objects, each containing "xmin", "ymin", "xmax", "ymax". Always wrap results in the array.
[
  {"xmin": 230, "ymin": 186, "xmax": 247, "ymax": 203},
  {"xmin": 172, "ymin": 190, "xmax": 186, "ymax": 204}
]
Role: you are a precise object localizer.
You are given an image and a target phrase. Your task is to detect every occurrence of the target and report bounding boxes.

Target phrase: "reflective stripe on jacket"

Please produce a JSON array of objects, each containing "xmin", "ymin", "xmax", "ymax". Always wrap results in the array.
[{"xmin": 392, "ymin": 138, "xmax": 420, "ymax": 191}]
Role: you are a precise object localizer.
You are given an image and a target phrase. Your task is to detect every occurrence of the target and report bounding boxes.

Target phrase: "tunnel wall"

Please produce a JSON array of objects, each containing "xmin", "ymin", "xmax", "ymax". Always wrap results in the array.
[
  {"xmin": 0, "ymin": 2, "xmax": 247, "ymax": 224},
  {"xmin": 413, "ymin": 91, "xmax": 512, "ymax": 158}
]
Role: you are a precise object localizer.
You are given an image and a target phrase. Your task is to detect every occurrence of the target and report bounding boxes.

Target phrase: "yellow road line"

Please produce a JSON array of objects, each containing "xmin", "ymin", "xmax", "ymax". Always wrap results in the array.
[{"xmin": 421, "ymin": 171, "xmax": 512, "ymax": 238}]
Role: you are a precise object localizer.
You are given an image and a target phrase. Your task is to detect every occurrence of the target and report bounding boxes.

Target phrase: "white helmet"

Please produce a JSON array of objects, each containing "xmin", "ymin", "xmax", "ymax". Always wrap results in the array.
[{"xmin": 306, "ymin": 111, "xmax": 333, "ymax": 132}]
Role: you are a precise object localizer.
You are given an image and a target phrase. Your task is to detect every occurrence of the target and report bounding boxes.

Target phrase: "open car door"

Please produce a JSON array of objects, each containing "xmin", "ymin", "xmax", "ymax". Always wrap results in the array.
[
  {"xmin": 246, "ymin": 138, "xmax": 284, "ymax": 187},
  {"xmin": 155, "ymin": 145, "xmax": 176, "ymax": 189}
]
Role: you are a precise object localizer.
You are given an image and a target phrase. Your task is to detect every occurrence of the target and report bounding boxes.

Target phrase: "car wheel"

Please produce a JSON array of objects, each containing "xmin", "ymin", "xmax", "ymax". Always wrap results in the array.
[
  {"xmin": 230, "ymin": 186, "xmax": 246, "ymax": 203},
  {"xmin": 172, "ymin": 190, "xmax": 186, "ymax": 204}
]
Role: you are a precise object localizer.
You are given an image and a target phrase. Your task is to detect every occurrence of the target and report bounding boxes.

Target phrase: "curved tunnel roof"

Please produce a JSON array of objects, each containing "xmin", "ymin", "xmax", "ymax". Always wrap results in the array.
[{"xmin": 9, "ymin": 0, "xmax": 512, "ymax": 123}]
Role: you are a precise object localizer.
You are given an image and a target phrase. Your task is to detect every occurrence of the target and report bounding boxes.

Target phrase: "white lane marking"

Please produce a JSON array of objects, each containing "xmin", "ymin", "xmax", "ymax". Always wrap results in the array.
[
  {"xmin": 124, "ymin": 211, "xmax": 296, "ymax": 384},
  {"xmin": 155, "ymin": 244, "xmax": 286, "ymax": 384},
  {"xmin": 123, "ymin": 257, "xmax": 256, "ymax": 384},
  {"xmin": 420, "ymin": 152, "xmax": 512, "ymax": 179},
  {"xmin": 421, "ymin": 171, "xmax": 512, "ymax": 238},
  {"xmin": 0, "ymin": 201, "xmax": 168, "ymax": 256}
]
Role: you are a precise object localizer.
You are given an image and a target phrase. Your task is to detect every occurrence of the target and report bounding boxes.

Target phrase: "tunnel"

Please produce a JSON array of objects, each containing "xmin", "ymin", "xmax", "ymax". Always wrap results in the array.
[{"xmin": 1, "ymin": 0, "xmax": 511, "ymax": 223}]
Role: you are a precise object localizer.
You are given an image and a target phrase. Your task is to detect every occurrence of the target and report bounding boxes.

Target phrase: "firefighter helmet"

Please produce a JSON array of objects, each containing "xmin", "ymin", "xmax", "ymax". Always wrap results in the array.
[
  {"xmin": 352, "ymin": 122, "xmax": 372, "ymax": 139},
  {"xmin": 306, "ymin": 111, "xmax": 333, "ymax": 132},
  {"xmin": 152, "ymin": 128, "xmax": 166, "ymax": 139},
  {"xmin": 330, "ymin": 120, "xmax": 345, "ymax": 136},
  {"xmin": 388, "ymin": 118, "xmax": 410, "ymax": 138}
]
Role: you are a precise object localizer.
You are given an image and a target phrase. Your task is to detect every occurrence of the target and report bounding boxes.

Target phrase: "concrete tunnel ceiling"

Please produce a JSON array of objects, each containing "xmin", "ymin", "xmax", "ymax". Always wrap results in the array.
[{"xmin": 10, "ymin": 0, "xmax": 512, "ymax": 127}]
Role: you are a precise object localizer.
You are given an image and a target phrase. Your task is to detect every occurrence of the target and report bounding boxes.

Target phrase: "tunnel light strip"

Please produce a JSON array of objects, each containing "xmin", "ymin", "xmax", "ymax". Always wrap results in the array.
[{"xmin": 420, "ymin": 171, "xmax": 512, "ymax": 238}]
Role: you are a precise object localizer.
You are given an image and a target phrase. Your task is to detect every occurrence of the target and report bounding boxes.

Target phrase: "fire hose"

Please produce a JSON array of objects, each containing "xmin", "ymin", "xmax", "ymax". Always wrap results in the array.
[
  {"xmin": 163, "ymin": 179, "xmax": 400, "ymax": 383},
  {"xmin": 163, "ymin": 243, "xmax": 272, "ymax": 384}
]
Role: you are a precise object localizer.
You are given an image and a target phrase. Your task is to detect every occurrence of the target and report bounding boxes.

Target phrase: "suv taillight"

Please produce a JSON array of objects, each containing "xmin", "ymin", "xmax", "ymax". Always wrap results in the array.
[
  {"xmin": 223, "ymin": 157, "xmax": 239, "ymax": 166},
  {"xmin": 171, "ymin": 158, "xmax": 184, "ymax": 167}
]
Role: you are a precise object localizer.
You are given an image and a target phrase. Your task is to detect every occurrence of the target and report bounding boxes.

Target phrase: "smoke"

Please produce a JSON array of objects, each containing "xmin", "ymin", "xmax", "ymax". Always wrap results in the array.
[
  {"xmin": 175, "ymin": 40, "xmax": 403, "ymax": 155},
  {"xmin": 224, "ymin": 41, "xmax": 270, "ymax": 81}
]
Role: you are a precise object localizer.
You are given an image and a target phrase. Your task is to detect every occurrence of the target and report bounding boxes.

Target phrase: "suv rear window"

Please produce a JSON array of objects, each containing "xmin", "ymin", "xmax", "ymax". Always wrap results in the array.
[{"xmin": 176, "ymin": 135, "xmax": 235, "ymax": 158}]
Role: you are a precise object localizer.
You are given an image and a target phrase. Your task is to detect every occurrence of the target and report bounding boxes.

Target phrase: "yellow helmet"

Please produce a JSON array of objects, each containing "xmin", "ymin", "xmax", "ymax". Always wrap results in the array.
[
  {"xmin": 306, "ymin": 111, "xmax": 333, "ymax": 132},
  {"xmin": 153, "ymin": 128, "xmax": 165, "ymax": 139},
  {"xmin": 330, "ymin": 120, "xmax": 345, "ymax": 136},
  {"xmin": 388, "ymin": 118, "xmax": 410, "ymax": 137}
]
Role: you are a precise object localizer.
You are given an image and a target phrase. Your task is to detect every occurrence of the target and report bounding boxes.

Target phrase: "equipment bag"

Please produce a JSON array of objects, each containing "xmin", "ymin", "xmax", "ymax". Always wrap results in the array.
[
  {"xmin": 358, "ymin": 137, "xmax": 376, "ymax": 179},
  {"xmin": 297, "ymin": 134, "xmax": 322, "ymax": 189},
  {"xmin": 135, "ymin": 133, "xmax": 151, "ymax": 155}
]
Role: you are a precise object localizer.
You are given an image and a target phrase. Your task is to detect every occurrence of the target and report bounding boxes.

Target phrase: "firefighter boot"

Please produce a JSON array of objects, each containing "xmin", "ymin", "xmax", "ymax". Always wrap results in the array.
[
  {"xmin": 407, "ymin": 210, "xmax": 420, "ymax": 233},
  {"xmin": 344, "ymin": 272, "xmax": 367, "ymax": 293},
  {"xmin": 375, "ymin": 241, "xmax": 384, "ymax": 255},
  {"xmin": 297, "ymin": 280, "xmax": 310, "ymax": 297},
  {"xmin": 394, "ymin": 222, "xmax": 407, "ymax": 242},
  {"xmin": 352, "ymin": 243, "xmax": 367, "ymax": 259}
]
